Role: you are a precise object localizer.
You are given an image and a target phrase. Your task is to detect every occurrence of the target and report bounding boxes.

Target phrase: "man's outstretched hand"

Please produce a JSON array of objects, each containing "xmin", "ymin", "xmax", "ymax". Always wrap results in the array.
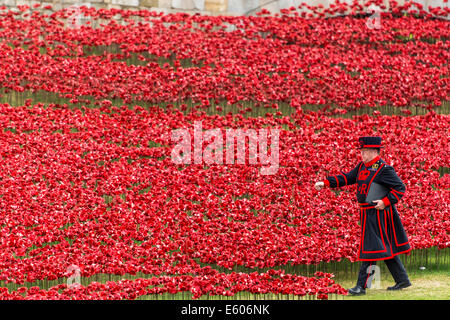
[
  {"xmin": 314, "ymin": 181, "xmax": 386, "ymax": 210},
  {"xmin": 372, "ymin": 199, "xmax": 386, "ymax": 210},
  {"xmin": 314, "ymin": 181, "xmax": 324, "ymax": 191}
]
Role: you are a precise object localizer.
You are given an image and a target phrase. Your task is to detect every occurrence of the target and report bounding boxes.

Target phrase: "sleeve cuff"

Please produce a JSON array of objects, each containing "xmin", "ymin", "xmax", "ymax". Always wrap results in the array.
[
  {"xmin": 382, "ymin": 196, "xmax": 391, "ymax": 207},
  {"xmin": 323, "ymin": 180, "xmax": 330, "ymax": 187}
]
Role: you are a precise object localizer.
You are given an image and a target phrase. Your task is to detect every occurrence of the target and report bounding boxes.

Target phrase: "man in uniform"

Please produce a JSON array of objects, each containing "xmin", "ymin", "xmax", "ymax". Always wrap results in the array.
[{"xmin": 314, "ymin": 136, "xmax": 412, "ymax": 295}]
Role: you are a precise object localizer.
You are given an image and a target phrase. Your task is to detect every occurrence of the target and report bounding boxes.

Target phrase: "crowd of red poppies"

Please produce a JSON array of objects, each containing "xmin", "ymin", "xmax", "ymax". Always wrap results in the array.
[
  {"xmin": 0, "ymin": 1, "xmax": 448, "ymax": 110},
  {"xmin": 0, "ymin": 1, "xmax": 448, "ymax": 300},
  {"xmin": 0, "ymin": 103, "xmax": 447, "ymax": 299},
  {"xmin": 0, "ymin": 270, "xmax": 345, "ymax": 300}
]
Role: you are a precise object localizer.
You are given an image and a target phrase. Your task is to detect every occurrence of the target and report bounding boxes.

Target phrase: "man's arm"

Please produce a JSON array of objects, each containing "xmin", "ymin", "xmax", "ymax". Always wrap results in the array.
[
  {"xmin": 324, "ymin": 161, "xmax": 362, "ymax": 188},
  {"xmin": 315, "ymin": 162, "xmax": 362, "ymax": 190},
  {"xmin": 374, "ymin": 165, "xmax": 406, "ymax": 207}
]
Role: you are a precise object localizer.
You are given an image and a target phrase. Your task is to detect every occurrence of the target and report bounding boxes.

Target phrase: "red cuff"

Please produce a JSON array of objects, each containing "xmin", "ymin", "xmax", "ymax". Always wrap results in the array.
[
  {"xmin": 382, "ymin": 197, "xmax": 391, "ymax": 207},
  {"xmin": 323, "ymin": 180, "xmax": 330, "ymax": 187}
]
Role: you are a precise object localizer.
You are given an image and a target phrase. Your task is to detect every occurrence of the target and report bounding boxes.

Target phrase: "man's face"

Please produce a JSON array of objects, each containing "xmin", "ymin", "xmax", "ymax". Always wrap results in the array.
[{"xmin": 360, "ymin": 148, "xmax": 378, "ymax": 163}]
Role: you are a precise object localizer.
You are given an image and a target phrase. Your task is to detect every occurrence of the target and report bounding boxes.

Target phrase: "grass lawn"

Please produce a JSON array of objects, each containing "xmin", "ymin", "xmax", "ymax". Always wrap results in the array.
[
  {"xmin": 137, "ymin": 250, "xmax": 450, "ymax": 300},
  {"xmin": 134, "ymin": 268, "xmax": 450, "ymax": 300},
  {"xmin": 337, "ymin": 270, "xmax": 450, "ymax": 300}
]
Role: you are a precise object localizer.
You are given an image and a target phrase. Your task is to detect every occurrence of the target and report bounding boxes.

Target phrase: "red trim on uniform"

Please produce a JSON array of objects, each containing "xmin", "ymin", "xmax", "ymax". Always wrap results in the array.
[
  {"xmin": 323, "ymin": 180, "xmax": 330, "ymax": 187},
  {"xmin": 366, "ymin": 163, "xmax": 385, "ymax": 203},
  {"xmin": 359, "ymin": 144, "xmax": 384, "ymax": 148},
  {"xmin": 390, "ymin": 206, "xmax": 409, "ymax": 247},
  {"xmin": 359, "ymin": 208, "xmax": 364, "ymax": 256},
  {"xmin": 384, "ymin": 208, "xmax": 394, "ymax": 257},
  {"xmin": 382, "ymin": 196, "xmax": 391, "ymax": 207},
  {"xmin": 391, "ymin": 192, "xmax": 400, "ymax": 202},
  {"xmin": 362, "ymin": 209, "xmax": 387, "ymax": 254},
  {"xmin": 333, "ymin": 175, "xmax": 339, "ymax": 187},
  {"xmin": 364, "ymin": 206, "xmax": 376, "ymax": 209},
  {"xmin": 364, "ymin": 261, "xmax": 373, "ymax": 289},
  {"xmin": 388, "ymin": 206, "xmax": 394, "ymax": 250},
  {"xmin": 340, "ymin": 172, "xmax": 348, "ymax": 185},
  {"xmin": 391, "ymin": 189, "xmax": 404, "ymax": 195},
  {"xmin": 357, "ymin": 249, "xmax": 412, "ymax": 261},
  {"xmin": 395, "ymin": 248, "xmax": 412, "ymax": 256},
  {"xmin": 358, "ymin": 207, "xmax": 412, "ymax": 261},
  {"xmin": 364, "ymin": 155, "xmax": 381, "ymax": 167}
]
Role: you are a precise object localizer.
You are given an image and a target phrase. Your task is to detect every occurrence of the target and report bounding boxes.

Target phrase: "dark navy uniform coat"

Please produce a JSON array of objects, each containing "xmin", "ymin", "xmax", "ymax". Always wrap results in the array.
[{"xmin": 324, "ymin": 155, "xmax": 411, "ymax": 261}]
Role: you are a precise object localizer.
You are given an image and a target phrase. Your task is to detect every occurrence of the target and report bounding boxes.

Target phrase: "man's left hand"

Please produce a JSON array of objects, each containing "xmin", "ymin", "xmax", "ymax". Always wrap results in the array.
[{"xmin": 372, "ymin": 199, "xmax": 386, "ymax": 210}]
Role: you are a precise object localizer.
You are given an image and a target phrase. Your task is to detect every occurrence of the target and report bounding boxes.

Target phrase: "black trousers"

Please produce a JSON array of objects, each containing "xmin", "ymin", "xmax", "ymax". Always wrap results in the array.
[{"xmin": 356, "ymin": 255, "xmax": 409, "ymax": 288}]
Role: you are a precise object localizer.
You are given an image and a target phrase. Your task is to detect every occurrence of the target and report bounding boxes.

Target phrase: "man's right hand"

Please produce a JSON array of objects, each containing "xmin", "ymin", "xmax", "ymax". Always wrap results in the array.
[{"xmin": 314, "ymin": 181, "xmax": 324, "ymax": 191}]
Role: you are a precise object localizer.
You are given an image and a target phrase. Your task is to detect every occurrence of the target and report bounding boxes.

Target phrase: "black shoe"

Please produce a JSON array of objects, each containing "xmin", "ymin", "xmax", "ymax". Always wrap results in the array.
[
  {"xmin": 348, "ymin": 285, "xmax": 366, "ymax": 296},
  {"xmin": 387, "ymin": 281, "xmax": 411, "ymax": 290}
]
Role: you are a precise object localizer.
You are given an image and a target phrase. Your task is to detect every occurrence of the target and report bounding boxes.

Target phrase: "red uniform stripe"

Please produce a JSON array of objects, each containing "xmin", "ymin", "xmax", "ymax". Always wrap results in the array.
[
  {"xmin": 358, "ymin": 249, "xmax": 412, "ymax": 261},
  {"xmin": 333, "ymin": 175, "xmax": 339, "ymax": 187},
  {"xmin": 364, "ymin": 261, "xmax": 373, "ymax": 288},
  {"xmin": 392, "ymin": 192, "xmax": 400, "ymax": 202},
  {"xmin": 384, "ymin": 208, "xmax": 393, "ymax": 256},
  {"xmin": 340, "ymin": 172, "xmax": 348, "ymax": 185},
  {"xmin": 361, "ymin": 208, "xmax": 387, "ymax": 254},
  {"xmin": 390, "ymin": 206, "xmax": 409, "ymax": 247},
  {"xmin": 360, "ymin": 144, "xmax": 382, "ymax": 148},
  {"xmin": 366, "ymin": 163, "xmax": 385, "ymax": 198}
]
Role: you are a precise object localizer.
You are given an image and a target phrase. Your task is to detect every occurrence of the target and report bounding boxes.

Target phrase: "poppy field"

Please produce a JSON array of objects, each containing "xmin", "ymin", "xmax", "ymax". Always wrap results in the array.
[{"xmin": 0, "ymin": 1, "xmax": 448, "ymax": 300}]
